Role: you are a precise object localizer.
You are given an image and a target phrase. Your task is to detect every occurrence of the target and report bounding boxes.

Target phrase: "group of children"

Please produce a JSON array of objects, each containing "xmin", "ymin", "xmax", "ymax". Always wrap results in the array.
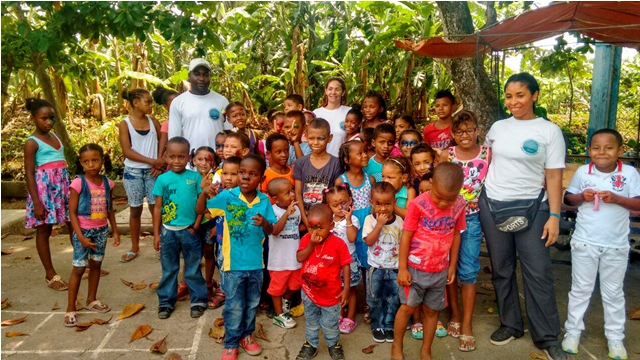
[{"xmin": 22, "ymin": 80, "xmax": 637, "ymax": 360}]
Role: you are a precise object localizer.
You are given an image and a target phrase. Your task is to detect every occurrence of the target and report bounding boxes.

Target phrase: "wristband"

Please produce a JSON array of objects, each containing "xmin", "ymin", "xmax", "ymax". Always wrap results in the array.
[{"xmin": 549, "ymin": 212, "xmax": 561, "ymax": 219}]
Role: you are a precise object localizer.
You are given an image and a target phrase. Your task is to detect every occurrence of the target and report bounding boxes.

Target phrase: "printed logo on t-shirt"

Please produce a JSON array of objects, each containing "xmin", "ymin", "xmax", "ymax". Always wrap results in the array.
[
  {"xmin": 580, "ymin": 180, "xmax": 597, "ymax": 191},
  {"xmin": 420, "ymin": 216, "xmax": 456, "ymax": 234},
  {"xmin": 209, "ymin": 108, "xmax": 221, "ymax": 121},
  {"xmin": 611, "ymin": 175, "xmax": 627, "ymax": 192},
  {"xmin": 521, "ymin": 139, "xmax": 539, "ymax": 155},
  {"xmin": 339, "ymin": 121, "xmax": 345, "ymax": 130}
]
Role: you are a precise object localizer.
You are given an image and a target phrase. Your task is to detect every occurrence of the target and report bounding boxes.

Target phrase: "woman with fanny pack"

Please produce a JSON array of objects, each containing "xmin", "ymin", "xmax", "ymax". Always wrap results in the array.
[{"xmin": 478, "ymin": 73, "xmax": 567, "ymax": 360}]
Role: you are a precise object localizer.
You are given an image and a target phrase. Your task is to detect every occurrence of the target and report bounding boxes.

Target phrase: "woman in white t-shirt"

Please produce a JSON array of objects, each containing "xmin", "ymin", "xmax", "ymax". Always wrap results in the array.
[
  {"xmin": 313, "ymin": 77, "xmax": 351, "ymax": 157},
  {"xmin": 478, "ymin": 73, "xmax": 567, "ymax": 359}
]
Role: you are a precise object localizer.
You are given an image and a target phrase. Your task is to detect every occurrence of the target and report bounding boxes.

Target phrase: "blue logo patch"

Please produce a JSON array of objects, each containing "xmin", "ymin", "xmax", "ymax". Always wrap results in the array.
[
  {"xmin": 209, "ymin": 108, "xmax": 221, "ymax": 121},
  {"xmin": 521, "ymin": 139, "xmax": 539, "ymax": 155},
  {"xmin": 339, "ymin": 121, "xmax": 345, "ymax": 131}
]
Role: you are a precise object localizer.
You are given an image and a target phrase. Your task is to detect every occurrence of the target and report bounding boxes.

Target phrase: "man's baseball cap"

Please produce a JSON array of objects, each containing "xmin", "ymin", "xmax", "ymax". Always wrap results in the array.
[{"xmin": 189, "ymin": 58, "xmax": 211, "ymax": 72}]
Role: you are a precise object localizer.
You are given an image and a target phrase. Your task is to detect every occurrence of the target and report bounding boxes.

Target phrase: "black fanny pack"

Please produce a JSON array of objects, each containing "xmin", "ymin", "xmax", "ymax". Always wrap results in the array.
[{"xmin": 484, "ymin": 189, "xmax": 545, "ymax": 233}]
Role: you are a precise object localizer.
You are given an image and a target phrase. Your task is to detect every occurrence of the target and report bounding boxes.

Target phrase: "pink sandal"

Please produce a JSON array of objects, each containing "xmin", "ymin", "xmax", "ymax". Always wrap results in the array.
[{"xmin": 339, "ymin": 317, "xmax": 357, "ymax": 334}]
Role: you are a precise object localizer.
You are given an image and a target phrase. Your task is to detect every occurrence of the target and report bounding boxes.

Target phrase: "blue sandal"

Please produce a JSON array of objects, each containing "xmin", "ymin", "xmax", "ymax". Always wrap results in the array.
[{"xmin": 120, "ymin": 251, "xmax": 139, "ymax": 263}]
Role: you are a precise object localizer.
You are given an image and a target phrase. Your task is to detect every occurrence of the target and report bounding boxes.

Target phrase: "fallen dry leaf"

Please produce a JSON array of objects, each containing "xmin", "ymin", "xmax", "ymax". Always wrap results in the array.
[
  {"xmin": 117, "ymin": 303, "xmax": 145, "ymax": 321},
  {"xmin": 164, "ymin": 352, "xmax": 183, "ymax": 360},
  {"xmin": 5, "ymin": 332, "xmax": 29, "ymax": 337},
  {"xmin": 254, "ymin": 322, "xmax": 270, "ymax": 342},
  {"xmin": 141, "ymin": 231, "xmax": 151, "ymax": 237},
  {"xmin": 208, "ymin": 326, "xmax": 225, "ymax": 344},
  {"xmin": 1, "ymin": 249, "xmax": 13, "ymax": 255},
  {"xmin": 52, "ymin": 301, "xmax": 60, "ymax": 310},
  {"xmin": 91, "ymin": 315, "xmax": 112, "ymax": 325},
  {"xmin": 149, "ymin": 282, "xmax": 159, "ymax": 290},
  {"xmin": 362, "ymin": 344, "xmax": 377, "ymax": 354},
  {"xmin": 479, "ymin": 281, "xmax": 494, "ymax": 291},
  {"xmin": 130, "ymin": 324, "xmax": 152, "ymax": 342},
  {"xmin": 530, "ymin": 352, "xmax": 547, "ymax": 360},
  {"xmin": 1, "ymin": 316, "xmax": 27, "ymax": 327},
  {"xmin": 22, "ymin": 236, "xmax": 34, "ymax": 241},
  {"xmin": 121, "ymin": 278, "xmax": 134, "ymax": 287},
  {"xmin": 483, "ymin": 266, "xmax": 492, "ymax": 274},
  {"xmin": 2, "ymin": 301, "xmax": 12, "ymax": 310},
  {"xmin": 1, "ymin": 298, "xmax": 6, "ymax": 304},
  {"xmin": 151, "ymin": 335, "xmax": 168, "ymax": 354},
  {"xmin": 630, "ymin": 307, "xmax": 640, "ymax": 320},
  {"xmin": 75, "ymin": 322, "xmax": 93, "ymax": 332},
  {"xmin": 486, "ymin": 307, "xmax": 495, "ymax": 314},
  {"xmin": 132, "ymin": 281, "xmax": 147, "ymax": 290},
  {"xmin": 213, "ymin": 317, "xmax": 224, "ymax": 327},
  {"xmin": 24, "ymin": 255, "xmax": 32, "ymax": 260}
]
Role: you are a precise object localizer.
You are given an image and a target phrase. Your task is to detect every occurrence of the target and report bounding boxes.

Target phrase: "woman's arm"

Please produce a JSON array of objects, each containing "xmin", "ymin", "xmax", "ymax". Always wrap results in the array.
[{"xmin": 543, "ymin": 168, "xmax": 563, "ymax": 247}]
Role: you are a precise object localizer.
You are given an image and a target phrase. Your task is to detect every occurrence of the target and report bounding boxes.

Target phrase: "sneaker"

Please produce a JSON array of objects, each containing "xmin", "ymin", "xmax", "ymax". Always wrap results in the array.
[
  {"xmin": 372, "ymin": 328, "xmax": 385, "ymax": 343},
  {"xmin": 339, "ymin": 317, "xmax": 356, "ymax": 334},
  {"xmin": 239, "ymin": 335, "xmax": 262, "ymax": 356},
  {"xmin": 561, "ymin": 332, "xmax": 580, "ymax": 355},
  {"xmin": 220, "ymin": 348, "xmax": 238, "ymax": 360},
  {"xmin": 190, "ymin": 305, "xmax": 206, "ymax": 318},
  {"xmin": 273, "ymin": 313, "xmax": 297, "ymax": 329},
  {"xmin": 328, "ymin": 343, "xmax": 345, "ymax": 360},
  {"xmin": 544, "ymin": 345, "xmax": 568, "ymax": 360},
  {"xmin": 295, "ymin": 341, "xmax": 318, "ymax": 360},
  {"xmin": 385, "ymin": 329, "xmax": 394, "ymax": 343},
  {"xmin": 158, "ymin": 307, "xmax": 172, "ymax": 319},
  {"xmin": 489, "ymin": 328, "xmax": 516, "ymax": 346},
  {"xmin": 282, "ymin": 298, "xmax": 292, "ymax": 314},
  {"xmin": 608, "ymin": 339, "xmax": 628, "ymax": 360}
]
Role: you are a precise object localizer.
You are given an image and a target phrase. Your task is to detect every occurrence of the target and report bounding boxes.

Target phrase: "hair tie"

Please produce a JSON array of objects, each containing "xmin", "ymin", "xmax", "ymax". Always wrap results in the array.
[
  {"xmin": 389, "ymin": 158, "xmax": 406, "ymax": 171},
  {"xmin": 340, "ymin": 183, "xmax": 347, "ymax": 188},
  {"xmin": 323, "ymin": 188, "xmax": 331, "ymax": 194}
]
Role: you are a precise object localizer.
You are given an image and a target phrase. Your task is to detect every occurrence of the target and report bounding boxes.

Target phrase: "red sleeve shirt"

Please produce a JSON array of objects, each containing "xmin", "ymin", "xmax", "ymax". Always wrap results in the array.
[
  {"xmin": 403, "ymin": 192, "xmax": 466, "ymax": 273},
  {"xmin": 423, "ymin": 123, "xmax": 453, "ymax": 150},
  {"xmin": 298, "ymin": 233, "xmax": 352, "ymax": 307}
]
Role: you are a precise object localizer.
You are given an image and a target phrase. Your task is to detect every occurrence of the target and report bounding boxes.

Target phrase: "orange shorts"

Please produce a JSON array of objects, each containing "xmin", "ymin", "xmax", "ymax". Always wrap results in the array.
[{"xmin": 267, "ymin": 269, "xmax": 302, "ymax": 296}]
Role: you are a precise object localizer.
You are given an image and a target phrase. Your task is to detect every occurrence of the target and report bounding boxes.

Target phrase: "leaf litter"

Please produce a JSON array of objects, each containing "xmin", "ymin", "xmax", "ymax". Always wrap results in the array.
[
  {"xmin": 121, "ymin": 278, "xmax": 147, "ymax": 290},
  {"xmin": 362, "ymin": 344, "xmax": 377, "ymax": 354},
  {"xmin": 254, "ymin": 322, "xmax": 270, "ymax": 342},
  {"xmin": 130, "ymin": 324, "xmax": 152, "ymax": 342},
  {"xmin": 208, "ymin": 317, "xmax": 225, "ymax": 344},
  {"xmin": 150, "ymin": 335, "xmax": 168, "ymax": 354},
  {"xmin": 75, "ymin": 316, "xmax": 112, "ymax": 331},
  {"xmin": 6, "ymin": 332, "xmax": 29, "ymax": 337},
  {"xmin": 117, "ymin": 303, "xmax": 145, "ymax": 320},
  {"xmin": 630, "ymin": 307, "xmax": 640, "ymax": 320},
  {"xmin": 1, "ymin": 316, "xmax": 26, "ymax": 326}
]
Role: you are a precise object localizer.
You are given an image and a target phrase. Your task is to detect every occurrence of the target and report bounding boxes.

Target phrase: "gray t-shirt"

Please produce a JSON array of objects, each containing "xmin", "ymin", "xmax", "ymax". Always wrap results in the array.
[{"xmin": 292, "ymin": 155, "xmax": 342, "ymax": 210}]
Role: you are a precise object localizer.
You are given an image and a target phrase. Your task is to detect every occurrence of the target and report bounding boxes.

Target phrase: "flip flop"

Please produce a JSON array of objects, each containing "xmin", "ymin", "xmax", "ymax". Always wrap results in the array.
[
  {"xmin": 120, "ymin": 251, "xmax": 139, "ymax": 263},
  {"xmin": 46, "ymin": 275, "xmax": 69, "ymax": 291},
  {"xmin": 64, "ymin": 312, "xmax": 78, "ymax": 327},
  {"xmin": 82, "ymin": 269, "xmax": 110, "ymax": 279},
  {"xmin": 448, "ymin": 322, "xmax": 461, "ymax": 338},
  {"xmin": 458, "ymin": 334, "xmax": 476, "ymax": 352},
  {"xmin": 84, "ymin": 300, "xmax": 110, "ymax": 313}
]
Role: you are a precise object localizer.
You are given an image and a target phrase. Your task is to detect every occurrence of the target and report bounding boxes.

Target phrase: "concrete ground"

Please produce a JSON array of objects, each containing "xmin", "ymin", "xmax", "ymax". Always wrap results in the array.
[{"xmin": 1, "ymin": 207, "xmax": 640, "ymax": 359}]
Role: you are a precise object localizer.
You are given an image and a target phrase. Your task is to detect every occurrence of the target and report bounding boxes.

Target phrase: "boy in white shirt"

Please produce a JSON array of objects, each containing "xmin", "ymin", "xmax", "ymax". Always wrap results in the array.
[{"xmin": 562, "ymin": 129, "xmax": 640, "ymax": 360}]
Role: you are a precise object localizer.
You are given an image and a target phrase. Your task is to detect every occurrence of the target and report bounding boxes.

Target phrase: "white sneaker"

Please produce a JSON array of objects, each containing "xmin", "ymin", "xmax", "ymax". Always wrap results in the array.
[
  {"xmin": 273, "ymin": 312, "xmax": 297, "ymax": 329},
  {"xmin": 608, "ymin": 339, "xmax": 627, "ymax": 360},
  {"xmin": 561, "ymin": 333, "xmax": 580, "ymax": 354}
]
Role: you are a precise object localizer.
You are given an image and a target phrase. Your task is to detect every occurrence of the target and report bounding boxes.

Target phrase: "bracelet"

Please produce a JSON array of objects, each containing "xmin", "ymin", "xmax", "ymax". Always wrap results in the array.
[
  {"xmin": 549, "ymin": 212, "xmax": 561, "ymax": 219},
  {"xmin": 345, "ymin": 223, "xmax": 353, "ymax": 227}
]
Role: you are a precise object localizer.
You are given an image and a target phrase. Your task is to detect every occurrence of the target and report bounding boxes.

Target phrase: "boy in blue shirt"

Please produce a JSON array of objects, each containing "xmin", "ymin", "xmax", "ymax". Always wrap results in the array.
[
  {"xmin": 197, "ymin": 154, "xmax": 277, "ymax": 360},
  {"xmin": 153, "ymin": 137, "xmax": 207, "ymax": 320}
]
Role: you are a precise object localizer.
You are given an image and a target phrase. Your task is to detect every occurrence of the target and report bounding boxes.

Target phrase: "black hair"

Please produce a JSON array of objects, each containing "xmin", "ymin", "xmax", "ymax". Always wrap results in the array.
[
  {"xmin": 371, "ymin": 181, "xmax": 396, "ymax": 196},
  {"xmin": 307, "ymin": 118, "xmax": 331, "ymax": 135},
  {"xmin": 364, "ymin": 90, "xmax": 388, "ymax": 120},
  {"xmin": 167, "ymin": 136, "xmax": 191, "ymax": 150},
  {"xmin": 285, "ymin": 94, "xmax": 304, "ymax": 108},
  {"xmin": 76, "ymin": 143, "xmax": 112, "ymax": 174},
  {"xmin": 321, "ymin": 77, "xmax": 347, "ymax": 107},
  {"xmin": 322, "ymin": 184, "xmax": 353, "ymax": 204},
  {"xmin": 225, "ymin": 101, "xmax": 246, "ymax": 115},
  {"xmin": 383, "ymin": 156, "xmax": 412, "ymax": 177},
  {"xmin": 269, "ymin": 110, "xmax": 285, "ymax": 123},
  {"xmin": 395, "ymin": 115, "xmax": 416, "ymax": 129},
  {"xmin": 190, "ymin": 146, "xmax": 219, "ymax": 169},
  {"xmin": 242, "ymin": 154, "xmax": 267, "ymax": 176},
  {"xmin": 226, "ymin": 131, "xmax": 251, "ymax": 150},
  {"xmin": 267, "ymin": 177, "xmax": 292, "ymax": 197},
  {"xmin": 285, "ymin": 110, "xmax": 305, "ymax": 125},
  {"xmin": 223, "ymin": 156, "xmax": 242, "ymax": 167},
  {"xmin": 121, "ymin": 88, "xmax": 150, "ymax": 106},
  {"xmin": 421, "ymin": 172, "xmax": 433, "ymax": 182},
  {"xmin": 590, "ymin": 128, "xmax": 623, "ymax": 147},
  {"xmin": 434, "ymin": 89, "xmax": 456, "ymax": 105},
  {"xmin": 151, "ymin": 86, "xmax": 179, "ymax": 106},
  {"xmin": 505, "ymin": 73, "xmax": 540, "ymax": 113},
  {"xmin": 373, "ymin": 123, "xmax": 396, "ymax": 141},
  {"xmin": 338, "ymin": 140, "xmax": 364, "ymax": 173},
  {"xmin": 307, "ymin": 204, "xmax": 333, "ymax": 223},
  {"xmin": 346, "ymin": 107, "xmax": 364, "ymax": 123},
  {"xmin": 361, "ymin": 127, "xmax": 375, "ymax": 143},
  {"xmin": 266, "ymin": 133, "xmax": 289, "ymax": 152},
  {"xmin": 25, "ymin": 98, "xmax": 53, "ymax": 116},
  {"xmin": 433, "ymin": 162, "xmax": 464, "ymax": 192},
  {"xmin": 399, "ymin": 129, "xmax": 423, "ymax": 143},
  {"xmin": 452, "ymin": 110, "xmax": 480, "ymax": 132},
  {"xmin": 411, "ymin": 143, "xmax": 436, "ymax": 162}
]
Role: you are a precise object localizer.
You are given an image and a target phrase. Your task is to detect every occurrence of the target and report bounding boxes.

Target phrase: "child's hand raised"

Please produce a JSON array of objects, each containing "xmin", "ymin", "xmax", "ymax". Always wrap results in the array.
[
  {"xmin": 375, "ymin": 212, "xmax": 391, "ymax": 227},
  {"xmin": 287, "ymin": 201, "xmax": 298, "ymax": 216},
  {"xmin": 252, "ymin": 213, "xmax": 267, "ymax": 227},
  {"xmin": 309, "ymin": 231, "xmax": 324, "ymax": 245},
  {"xmin": 201, "ymin": 174, "xmax": 213, "ymax": 191},
  {"xmin": 342, "ymin": 203, "xmax": 354, "ymax": 219},
  {"xmin": 78, "ymin": 235, "xmax": 98, "ymax": 251}
]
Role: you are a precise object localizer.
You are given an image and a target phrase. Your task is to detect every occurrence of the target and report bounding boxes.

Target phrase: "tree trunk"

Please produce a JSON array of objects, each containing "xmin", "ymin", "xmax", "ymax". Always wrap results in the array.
[
  {"xmin": 436, "ymin": 1, "xmax": 505, "ymax": 134},
  {"xmin": 32, "ymin": 53, "xmax": 77, "ymax": 171},
  {"xmin": 402, "ymin": 54, "xmax": 415, "ymax": 115},
  {"xmin": 1, "ymin": 52, "xmax": 14, "ymax": 117},
  {"xmin": 566, "ymin": 64, "xmax": 574, "ymax": 127},
  {"xmin": 52, "ymin": 68, "xmax": 68, "ymax": 119},
  {"xmin": 113, "ymin": 37, "xmax": 124, "ymax": 112}
]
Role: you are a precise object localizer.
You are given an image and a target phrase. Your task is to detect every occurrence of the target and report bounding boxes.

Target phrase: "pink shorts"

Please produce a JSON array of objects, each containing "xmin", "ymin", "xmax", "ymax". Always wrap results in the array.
[{"xmin": 267, "ymin": 269, "xmax": 302, "ymax": 296}]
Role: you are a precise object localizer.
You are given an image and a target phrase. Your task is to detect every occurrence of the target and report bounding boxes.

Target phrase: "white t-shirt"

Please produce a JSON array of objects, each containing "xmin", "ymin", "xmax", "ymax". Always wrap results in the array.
[
  {"xmin": 567, "ymin": 162, "xmax": 640, "ymax": 248},
  {"xmin": 484, "ymin": 117, "xmax": 565, "ymax": 201},
  {"xmin": 332, "ymin": 215, "xmax": 360, "ymax": 255},
  {"xmin": 168, "ymin": 91, "xmax": 231, "ymax": 153},
  {"xmin": 362, "ymin": 214, "xmax": 403, "ymax": 269},
  {"xmin": 268, "ymin": 204, "xmax": 302, "ymax": 271},
  {"xmin": 313, "ymin": 105, "xmax": 351, "ymax": 157}
]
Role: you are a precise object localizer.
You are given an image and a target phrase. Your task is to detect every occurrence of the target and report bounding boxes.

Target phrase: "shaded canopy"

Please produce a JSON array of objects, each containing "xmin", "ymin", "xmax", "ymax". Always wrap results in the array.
[{"xmin": 395, "ymin": 1, "xmax": 640, "ymax": 59}]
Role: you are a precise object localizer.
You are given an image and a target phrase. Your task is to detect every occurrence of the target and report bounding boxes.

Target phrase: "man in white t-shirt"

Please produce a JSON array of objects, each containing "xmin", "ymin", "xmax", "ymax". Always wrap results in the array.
[{"xmin": 168, "ymin": 58, "xmax": 231, "ymax": 154}]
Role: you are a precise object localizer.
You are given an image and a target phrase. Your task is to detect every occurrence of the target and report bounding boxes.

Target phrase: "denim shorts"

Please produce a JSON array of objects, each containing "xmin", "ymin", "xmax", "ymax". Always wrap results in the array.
[
  {"xmin": 123, "ymin": 166, "xmax": 156, "ymax": 207},
  {"xmin": 457, "ymin": 213, "xmax": 483, "ymax": 285},
  {"xmin": 71, "ymin": 226, "xmax": 108, "ymax": 267},
  {"xmin": 340, "ymin": 252, "xmax": 362, "ymax": 287}
]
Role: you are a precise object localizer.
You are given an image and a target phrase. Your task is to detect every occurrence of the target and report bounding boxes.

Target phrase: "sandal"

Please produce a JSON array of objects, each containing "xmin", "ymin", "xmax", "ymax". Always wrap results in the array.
[
  {"xmin": 363, "ymin": 305, "xmax": 371, "ymax": 324},
  {"xmin": 458, "ymin": 334, "xmax": 476, "ymax": 352},
  {"xmin": 447, "ymin": 322, "xmax": 461, "ymax": 338},
  {"xmin": 177, "ymin": 283, "xmax": 189, "ymax": 301},
  {"xmin": 411, "ymin": 323, "xmax": 423, "ymax": 340},
  {"xmin": 64, "ymin": 312, "xmax": 78, "ymax": 327},
  {"xmin": 207, "ymin": 289, "xmax": 226, "ymax": 309},
  {"xmin": 339, "ymin": 317, "xmax": 357, "ymax": 334},
  {"xmin": 84, "ymin": 300, "xmax": 110, "ymax": 313},
  {"xmin": 46, "ymin": 275, "xmax": 68, "ymax": 291},
  {"xmin": 82, "ymin": 269, "xmax": 110, "ymax": 280},
  {"xmin": 120, "ymin": 251, "xmax": 139, "ymax": 263},
  {"xmin": 435, "ymin": 321, "xmax": 448, "ymax": 338}
]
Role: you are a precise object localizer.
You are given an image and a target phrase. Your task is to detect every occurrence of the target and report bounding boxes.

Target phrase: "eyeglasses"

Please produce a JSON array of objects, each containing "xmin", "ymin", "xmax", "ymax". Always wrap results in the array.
[
  {"xmin": 453, "ymin": 128, "xmax": 477, "ymax": 136},
  {"xmin": 215, "ymin": 143, "xmax": 225, "ymax": 149},
  {"xmin": 400, "ymin": 140, "xmax": 419, "ymax": 148}
]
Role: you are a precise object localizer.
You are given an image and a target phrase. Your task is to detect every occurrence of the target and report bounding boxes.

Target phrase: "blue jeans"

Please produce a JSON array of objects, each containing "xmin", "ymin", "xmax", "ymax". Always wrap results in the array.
[
  {"xmin": 457, "ymin": 213, "xmax": 483, "ymax": 285},
  {"xmin": 366, "ymin": 268, "xmax": 400, "ymax": 330},
  {"xmin": 157, "ymin": 227, "xmax": 207, "ymax": 309},
  {"xmin": 302, "ymin": 291, "xmax": 341, "ymax": 348},
  {"xmin": 221, "ymin": 270, "xmax": 263, "ymax": 349}
]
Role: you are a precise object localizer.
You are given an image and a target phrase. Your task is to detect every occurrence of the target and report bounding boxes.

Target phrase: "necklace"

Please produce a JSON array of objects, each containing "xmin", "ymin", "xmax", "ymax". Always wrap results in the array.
[{"xmin": 314, "ymin": 240, "xmax": 328, "ymax": 258}]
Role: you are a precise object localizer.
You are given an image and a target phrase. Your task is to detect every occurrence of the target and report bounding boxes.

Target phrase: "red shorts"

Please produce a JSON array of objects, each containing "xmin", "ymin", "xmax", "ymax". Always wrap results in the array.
[{"xmin": 267, "ymin": 269, "xmax": 302, "ymax": 296}]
